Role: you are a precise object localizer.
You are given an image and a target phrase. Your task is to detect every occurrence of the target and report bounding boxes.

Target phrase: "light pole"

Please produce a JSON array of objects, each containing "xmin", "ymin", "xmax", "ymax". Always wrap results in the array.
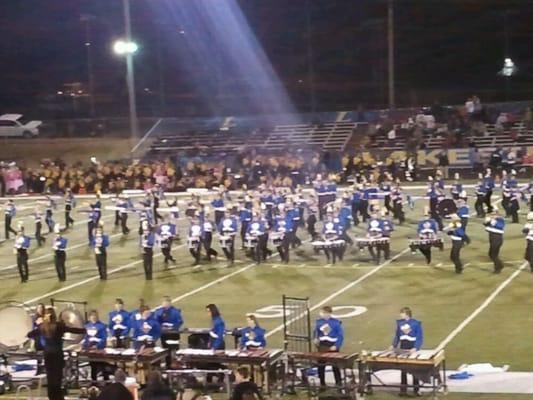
[{"xmin": 114, "ymin": 0, "xmax": 139, "ymax": 143}]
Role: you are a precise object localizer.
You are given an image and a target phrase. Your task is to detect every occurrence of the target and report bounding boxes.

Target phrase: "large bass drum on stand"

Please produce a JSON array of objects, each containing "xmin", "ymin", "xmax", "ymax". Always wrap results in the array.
[{"xmin": 0, "ymin": 301, "xmax": 33, "ymax": 352}]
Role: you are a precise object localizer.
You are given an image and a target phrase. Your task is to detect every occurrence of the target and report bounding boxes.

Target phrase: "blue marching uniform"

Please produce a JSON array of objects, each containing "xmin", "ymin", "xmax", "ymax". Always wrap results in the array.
[
  {"xmin": 53, "ymin": 235, "xmax": 68, "ymax": 281},
  {"xmin": 367, "ymin": 218, "xmax": 385, "ymax": 264},
  {"xmin": 483, "ymin": 175, "xmax": 495, "ymax": 213},
  {"xmin": 247, "ymin": 220, "xmax": 268, "ymax": 263},
  {"xmin": 15, "ymin": 233, "xmax": 31, "ymax": 282},
  {"xmin": 314, "ymin": 317, "xmax": 344, "ymax": 386},
  {"xmin": 155, "ymin": 305, "xmax": 184, "ymax": 363},
  {"xmin": 239, "ymin": 206, "xmax": 253, "ymax": 248},
  {"xmin": 392, "ymin": 318, "xmax": 424, "ymax": 394},
  {"xmin": 484, "ymin": 216, "xmax": 505, "ymax": 273},
  {"xmin": 44, "ymin": 198, "xmax": 56, "ymax": 233},
  {"xmin": 131, "ymin": 315, "xmax": 161, "ymax": 349},
  {"xmin": 91, "ymin": 233, "xmax": 109, "ymax": 280},
  {"xmin": 218, "ymin": 217, "xmax": 238, "ymax": 263},
  {"xmin": 322, "ymin": 220, "xmax": 345, "ymax": 264},
  {"xmin": 209, "ymin": 315, "xmax": 226, "ymax": 350},
  {"xmin": 141, "ymin": 231, "xmax": 155, "ymax": 280},
  {"xmin": 475, "ymin": 181, "xmax": 487, "ymax": 217},
  {"xmin": 108, "ymin": 309, "xmax": 131, "ymax": 347},
  {"xmin": 64, "ymin": 192, "xmax": 76, "ymax": 228},
  {"xmin": 239, "ymin": 326, "xmax": 266, "ymax": 350},
  {"xmin": 447, "ymin": 221, "xmax": 467, "ymax": 273},
  {"xmin": 83, "ymin": 321, "xmax": 107, "ymax": 350},
  {"xmin": 4, "ymin": 201, "xmax": 17, "ymax": 239},
  {"xmin": 158, "ymin": 223, "xmax": 177, "ymax": 265}
]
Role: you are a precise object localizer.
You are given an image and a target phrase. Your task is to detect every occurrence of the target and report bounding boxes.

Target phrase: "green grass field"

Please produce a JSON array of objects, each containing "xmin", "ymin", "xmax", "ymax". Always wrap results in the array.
[{"xmin": 0, "ymin": 190, "xmax": 532, "ymax": 399}]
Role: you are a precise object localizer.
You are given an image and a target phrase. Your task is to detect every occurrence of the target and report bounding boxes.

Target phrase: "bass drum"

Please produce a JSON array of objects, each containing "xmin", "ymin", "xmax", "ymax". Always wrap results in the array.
[
  {"xmin": 0, "ymin": 304, "xmax": 33, "ymax": 350},
  {"xmin": 59, "ymin": 307, "xmax": 85, "ymax": 344},
  {"xmin": 438, "ymin": 198, "xmax": 457, "ymax": 218}
]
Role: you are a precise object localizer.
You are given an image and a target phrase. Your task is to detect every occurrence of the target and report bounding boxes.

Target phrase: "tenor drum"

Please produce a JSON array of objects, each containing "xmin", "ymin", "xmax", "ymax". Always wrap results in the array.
[
  {"xmin": 187, "ymin": 236, "xmax": 200, "ymax": 250},
  {"xmin": 219, "ymin": 235, "xmax": 232, "ymax": 249},
  {"xmin": 270, "ymin": 232, "xmax": 284, "ymax": 246},
  {"xmin": 244, "ymin": 235, "xmax": 258, "ymax": 249}
]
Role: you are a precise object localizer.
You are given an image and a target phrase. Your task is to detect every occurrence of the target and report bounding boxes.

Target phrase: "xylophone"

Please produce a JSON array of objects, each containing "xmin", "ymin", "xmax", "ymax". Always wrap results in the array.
[
  {"xmin": 288, "ymin": 351, "xmax": 359, "ymax": 399},
  {"xmin": 78, "ymin": 347, "xmax": 169, "ymax": 385},
  {"xmin": 358, "ymin": 349, "xmax": 446, "ymax": 398},
  {"xmin": 409, "ymin": 237, "xmax": 444, "ymax": 252},
  {"xmin": 175, "ymin": 349, "xmax": 286, "ymax": 394}
]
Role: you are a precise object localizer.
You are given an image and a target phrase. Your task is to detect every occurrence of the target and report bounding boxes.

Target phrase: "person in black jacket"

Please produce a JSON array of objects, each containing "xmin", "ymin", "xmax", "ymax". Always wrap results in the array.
[
  {"xmin": 141, "ymin": 371, "xmax": 175, "ymax": 400},
  {"xmin": 231, "ymin": 366, "xmax": 263, "ymax": 400},
  {"xmin": 27, "ymin": 307, "xmax": 86, "ymax": 400},
  {"xmin": 96, "ymin": 369, "xmax": 133, "ymax": 400}
]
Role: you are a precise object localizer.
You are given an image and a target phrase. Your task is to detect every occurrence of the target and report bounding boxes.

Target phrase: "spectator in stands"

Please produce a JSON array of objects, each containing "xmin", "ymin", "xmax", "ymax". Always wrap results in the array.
[
  {"xmin": 96, "ymin": 369, "xmax": 133, "ymax": 400},
  {"xmin": 387, "ymin": 127, "xmax": 396, "ymax": 144},
  {"xmin": 470, "ymin": 147, "xmax": 483, "ymax": 174},
  {"xmin": 438, "ymin": 150, "xmax": 450, "ymax": 179},
  {"xmin": 489, "ymin": 147, "xmax": 503, "ymax": 171},
  {"xmin": 465, "ymin": 96, "xmax": 475, "ymax": 118},
  {"xmin": 141, "ymin": 371, "xmax": 175, "ymax": 400},
  {"xmin": 495, "ymin": 113, "xmax": 508, "ymax": 133}
]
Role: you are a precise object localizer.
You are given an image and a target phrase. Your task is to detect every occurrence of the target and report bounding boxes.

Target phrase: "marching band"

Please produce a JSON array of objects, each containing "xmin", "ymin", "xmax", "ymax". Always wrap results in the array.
[{"xmin": 0, "ymin": 168, "xmax": 531, "ymax": 284}]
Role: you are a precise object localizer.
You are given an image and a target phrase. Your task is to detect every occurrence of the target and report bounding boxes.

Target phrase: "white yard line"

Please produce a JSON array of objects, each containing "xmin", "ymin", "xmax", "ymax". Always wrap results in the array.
[
  {"xmin": 265, "ymin": 248, "xmax": 410, "ymax": 338},
  {"xmin": 435, "ymin": 261, "xmax": 528, "ymax": 352}
]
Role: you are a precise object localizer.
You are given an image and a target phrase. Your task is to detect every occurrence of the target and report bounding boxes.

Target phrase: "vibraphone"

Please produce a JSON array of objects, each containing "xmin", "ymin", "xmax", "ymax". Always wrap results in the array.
[
  {"xmin": 358, "ymin": 349, "xmax": 446, "ymax": 398},
  {"xmin": 175, "ymin": 348, "xmax": 286, "ymax": 394},
  {"xmin": 77, "ymin": 348, "xmax": 169, "ymax": 384},
  {"xmin": 288, "ymin": 351, "xmax": 359, "ymax": 398}
]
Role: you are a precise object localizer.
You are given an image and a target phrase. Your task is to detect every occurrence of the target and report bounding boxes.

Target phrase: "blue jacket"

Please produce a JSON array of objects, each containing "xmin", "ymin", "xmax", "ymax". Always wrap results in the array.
[
  {"xmin": 457, "ymin": 205, "xmax": 470, "ymax": 220},
  {"xmin": 363, "ymin": 187, "xmax": 378, "ymax": 201},
  {"xmin": 475, "ymin": 183, "xmax": 487, "ymax": 195},
  {"xmin": 367, "ymin": 218, "xmax": 384, "ymax": 236},
  {"xmin": 53, "ymin": 236, "xmax": 68, "ymax": 251},
  {"xmin": 108, "ymin": 310, "xmax": 131, "ymax": 337},
  {"xmin": 381, "ymin": 219, "xmax": 394, "ymax": 237},
  {"xmin": 483, "ymin": 176, "xmax": 495, "ymax": 190},
  {"xmin": 287, "ymin": 208, "xmax": 300, "ymax": 224},
  {"xmin": 393, "ymin": 318, "xmax": 423, "ymax": 351},
  {"xmin": 141, "ymin": 232, "xmax": 155, "ymax": 248},
  {"xmin": 15, "ymin": 235, "xmax": 31, "ymax": 250},
  {"xmin": 131, "ymin": 316, "xmax": 161, "ymax": 347},
  {"xmin": 448, "ymin": 224, "xmax": 466, "ymax": 241},
  {"xmin": 273, "ymin": 217, "xmax": 290, "ymax": 233},
  {"xmin": 239, "ymin": 208, "xmax": 252, "ymax": 223},
  {"xmin": 337, "ymin": 206, "xmax": 352, "ymax": 230},
  {"xmin": 209, "ymin": 315, "xmax": 226, "ymax": 350},
  {"xmin": 417, "ymin": 219, "xmax": 438, "ymax": 236},
  {"xmin": 239, "ymin": 326, "xmax": 266, "ymax": 349},
  {"xmin": 218, "ymin": 217, "xmax": 238, "ymax": 235},
  {"xmin": 154, "ymin": 306, "xmax": 184, "ymax": 331},
  {"xmin": 211, "ymin": 198, "xmax": 226, "ymax": 212},
  {"xmin": 83, "ymin": 321, "xmax": 107, "ymax": 350},
  {"xmin": 91, "ymin": 234, "xmax": 109, "ymax": 249},
  {"xmin": 485, "ymin": 217, "xmax": 505, "ymax": 235},
  {"xmin": 451, "ymin": 183, "xmax": 463, "ymax": 196},
  {"xmin": 247, "ymin": 221, "xmax": 266, "ymax": 236},
  {"xmin": 314, "ymin": 317, "xmax": 344, "ymax": 349},
  {"xmin": 4, "ymin": 203, "xmax": 16, "ymax": 217},
  {"xmin": 323, "ymin": 221, "xmax": 342, "ymax": 237}
]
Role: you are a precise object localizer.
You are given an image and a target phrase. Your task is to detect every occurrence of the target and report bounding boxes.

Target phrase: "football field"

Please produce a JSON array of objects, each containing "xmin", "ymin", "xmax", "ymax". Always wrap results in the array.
[{"xmin": 1, "ymin": 191, "xmax": 532, "ymax": 399}]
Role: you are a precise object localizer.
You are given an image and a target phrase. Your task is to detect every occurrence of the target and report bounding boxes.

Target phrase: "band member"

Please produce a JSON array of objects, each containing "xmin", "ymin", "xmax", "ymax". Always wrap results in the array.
[
  {"xmin": 426, "ymin": 178, "xmax": 443, "ymax": 231},
  {"xmin": 188, "ymin": 215, "xmax": 203, "ymax": 265},
  {"xmin": 52, "ymin": 224, "xmax": 67, "ymax": 282},
  {"xmin": 322, "ymin": 213, "xmax": 344, "ymax": 265},
  {"xmin": 484, "ymin": 209, "xmax": 505, "ymax": 273},
  {"xmin": 152, "ymin": 186, "xmax": 164, "ymax": 225},
  {"xmin": 34, "ymin": 206, "xmax": 45, "ymax": 246},
  {"xmin": 445, "ymin": 214, "xmax": 466, "ymax": 274},
  {"xmin": 113, "ymin": 193, "xmax": 121, "ymax": 227},
  {"xmin": 313, "ymin": 306, "xmax": 343, "ymax": 388},
  {"xmin": 350, "ymin": 185, "xmax": 362, "ymax": 226},
  {"xmin": 359, "ymin": 182, "xmax": 373, "ymax": 222},
  {"xmin": 44, "ymin": 195, "xmax": 56, "ymax": 233},
  {"xmin": 391, "ymin": 180, "xmax": 405, "ymax": 225},
  {"xmin": 32, "ymin": 303, "xmax": 46, "ymax": 352},
  {"xmin": 501, "ymin": 170, "xmax": 517, "ymax": 218},
  {"xmin": 381, "ymin": 209, "xmax": 394, "ymax": 260},
  {"xmin": 474, "ymin": 176, "xmax": 487, "ymax": 218},
  {"xmin": 91, "ymin": 222, "xmax": 110, "ymax": 280},
  {"xmin": 456, "ymin": 193, "xmax": 471, "ymax": 244},
  {"xmin": 314, "ymin": 175, "xmax": 329, "ymax": 221},
  {"xmin": 155, "ymin": 296, "xmax": 184, "ymax": 366},
  {"xmin": 306, "ymin": 196, "xmax": 319, "ymax": 239},
  {"xmin": 286, "ymin": 199, "xmax": 302, "ymax": 248},
  {"xmin": 211, "ymin": 192, "xmax": 227, "ymax": 227},
  {"xmin": 4, "ymin": 199, "xmax": 17, "ymax": 240},
  {"xmin": 206, "ymin": 304, "xmax": 226, "ymax": 350},
  {"xmin": 239, "ymin": 200, "xmax": 252, "ymax": 249},
  {"xmin": 90, "ymin": 192, "xmax": 102, "ymax": 225},
  {"xmin": 159, "ymin": 222, "xmax": 177, "ymax": 265},
  {"xmin": 14, "ymin": 224, "xmax": 30, "ymax": 283},
  {"xmin": 64, "ymin": 188, "xmax": 75, "ymax": 229},
  {"xmin": 201, "ymin": 211, "xmax": 218, "ymax": 262},
  {"xmin": 508, "ymin": 186, "xmax": 520, "ymax": 224},
  {"xmin": 108, "ymin": 298, "xmax": 130, "ymax": 348},
  {"xmin": 450, "ymin": 173, "xmax": 463, "ymax": 200},
  {"xmin": 166, "ymin": 196, "xmax": 180, "ymax": 224},
  {"xmin": 246, "ymin": 213, "xmax": 267, "ymax": 264},
  {"xmin": 391, "ymin": 307, "xmax": 423, "ymax": 396},
  {"xmin": 141, "ymin": 224, "xmax": 155, "ymax": 280},
  {"xmin": 83, "ymin": 310, "xmax": 110, "ymax": 384},
  {"xmin": 483, "ymin": 169, "xmax": 495, "ymax": 214},
  {"xmin": 218, "ymin": 210, "xmax": 238, "ymax": 264},
  {"xmin": 522, "ymin": 180, "xmax": 533, "ymax": 212},
  {"xmin": 27, "ymin": 307, "xmax": 86, "ymax": 400},
  {"xmin": 523, "ymin": 212, "xmax": 533, "ymax": 271},
  {"xmin": 117, "ymin": 194, "xmax": 133, "ymax": 234},
  {"xmin": 131, "ymin": 305, "xmax": 161, "ymax": 349},
  {"xmin": 88, "ymin": 207, "xmax": 99, "ymax": 245},
  {"xmin": 367, "ymin": 210, "xmax": 385, "ymax": 264},
  {"xmin": 273, "ymin": 210, "xmax": 290, "ymax": 263},
  {"xmin": 412, "ymin": 209, "xmax": 439, "ymax": 264},
  {"xmin": 337, "ymin": 195, "xmax": 354, "ymax": 246},
  {"xmin": 238, "ymin": 314, "xmax": 266, "ymax": 350}
]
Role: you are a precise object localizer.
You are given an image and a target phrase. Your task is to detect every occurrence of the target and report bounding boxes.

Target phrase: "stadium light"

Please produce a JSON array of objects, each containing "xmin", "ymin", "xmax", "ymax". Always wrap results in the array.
[
  {"xmin": 501, "ymin": 57, "xmax": 516, "ymax": 77},
  {"xmin": 113, "ymin": 40, "xmax": 138, "ymax": 55}
]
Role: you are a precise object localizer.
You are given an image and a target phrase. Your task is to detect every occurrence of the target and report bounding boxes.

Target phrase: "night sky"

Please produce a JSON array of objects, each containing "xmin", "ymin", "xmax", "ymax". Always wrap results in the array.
[{"xmin": 0, "ymin": 0, "xmax": 531, "ymax": 118}]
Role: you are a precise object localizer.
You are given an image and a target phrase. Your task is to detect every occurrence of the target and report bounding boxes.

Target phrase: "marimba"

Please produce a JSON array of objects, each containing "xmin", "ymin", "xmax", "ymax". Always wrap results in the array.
[
  {"xmin": 358, "ymin": 349, "xmax": 446, "ymax": 398},
  {"xmin": 175, "ymin": 348, "xmax": 286, "ymax": 394},
  {"xmin": 288, "ymin": 351, "xmax": 359, "ymax": 398},
  {"xmin": 77, "ymin": 348, "xmax": 169, "ymax": 384}
]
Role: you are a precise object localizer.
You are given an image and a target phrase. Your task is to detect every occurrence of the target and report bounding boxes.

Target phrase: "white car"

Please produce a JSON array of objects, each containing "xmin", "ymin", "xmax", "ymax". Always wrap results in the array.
[{"xmin": 0, "ymin": 114, "xmax": 42, "ymax": 138}]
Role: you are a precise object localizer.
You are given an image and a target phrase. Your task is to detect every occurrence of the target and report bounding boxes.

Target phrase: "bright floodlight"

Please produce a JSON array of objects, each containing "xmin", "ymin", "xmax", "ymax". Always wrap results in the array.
[
  {"xmin": 501, "ymin": 57, "xmax": 516, "ymax": 77},
  {"xmin": 113, "ymin": 40, "xmax": 138, "ymax": 55}
]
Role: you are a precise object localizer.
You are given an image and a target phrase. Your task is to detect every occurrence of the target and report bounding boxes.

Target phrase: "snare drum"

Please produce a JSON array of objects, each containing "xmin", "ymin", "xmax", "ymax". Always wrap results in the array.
[
  {"xmin": 244, "ymin": 235, "xmax": 258, "ymax": 249},
  {"xmin": 219, "ymin": 235, "xmax": 233, "ymax": 249},
  {"xmin": 312, "ymin": 240, "xmax": 326, "ymax": 250},
  {"xmin": 187, "ymin": 236, "xmax": 200, "ymax": 250},
  {"xmin": 270, "ymin": 232, "xmax": 284, "ymax": 246}
]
